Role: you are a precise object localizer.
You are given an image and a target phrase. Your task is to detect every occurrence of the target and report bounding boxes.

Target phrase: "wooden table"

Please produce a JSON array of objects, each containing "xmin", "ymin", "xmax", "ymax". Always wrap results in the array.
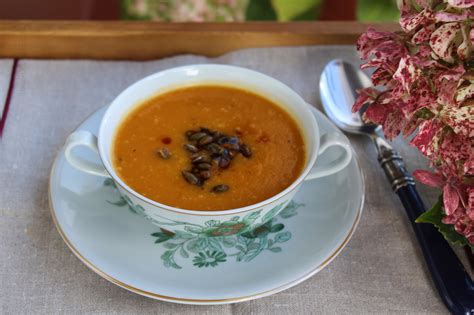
[{"xmin": 0, "ymin": 21, "xmax": 399, "ymax": 60}]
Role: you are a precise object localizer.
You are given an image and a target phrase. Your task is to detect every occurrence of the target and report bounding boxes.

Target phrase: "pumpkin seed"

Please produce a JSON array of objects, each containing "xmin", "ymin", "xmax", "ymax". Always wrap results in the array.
[
  {"xmin": 216, "ymin": 136, "xmax": 230, "ymax": 145},
  {"xmin": 191, "ymin": 152, "xmax": 211, "ymax": 164},
  {"xmin": 218, "ymin": 157, "xmax": 230, "ymax": 169},
  {"xmin": 198, "ymin": 135, "xmax": 213, "ymax": 146},
  {"xmin": 199, "ymin": 127, "xmax": 212, "ymax": 134},
  {"xmin": 199, "ymin": 170, "xmax": 212, "ymax": 179},
  {"xmin": 182, "ymin": 171, "xmax": 201, "ymax": 185},
  {"xmin": 183, "ymin": 143, "xmax": 199, "ymax": 153},
  {"xmin": 223, "ymin": 142, "xmax": 240, "ymax": 151},
  {"xmin": 206, "ymin": 143, "xmax": 224, "ymax": 155},
  {"xmin": 240, "ymin": 144, "xmax": 252, "ymax": 158},
  {"xmin": 189, "ymin": 132, "xmax": 207, "ymax": 141},
  {"xmin": 228, "ymin": 137, "xmax": 239, "ymax": 145},
  {"xmin": 185, "ymin": 130, "xmax": 196, "ymax": 138},
  {"xmin": 157, "ymin": 147, "xmax": 171, "ymax": 160},
  {"xmin": 212, "ymin": 131, "xmax": 223, "ymax": 140},
  {"xmin": 197, "ymin": 163, "xmax": 211, "ymax": 170},
  {"xmin": 211, "ymin": 184, "xmax": 229, "ymax": 193}
]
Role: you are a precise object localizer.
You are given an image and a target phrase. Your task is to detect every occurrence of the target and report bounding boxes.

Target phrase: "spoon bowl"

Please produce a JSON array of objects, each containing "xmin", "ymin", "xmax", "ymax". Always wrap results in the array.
[{"xmin": 319, "ymin": 59, "xmax": 380, "ymax": 135}]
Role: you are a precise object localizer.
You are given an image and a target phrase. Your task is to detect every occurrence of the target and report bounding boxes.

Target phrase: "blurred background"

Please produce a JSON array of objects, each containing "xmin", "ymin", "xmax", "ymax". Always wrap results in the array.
[{"xmin": 0, "ymin": 0, "xmax": 399, "ymax": 22}]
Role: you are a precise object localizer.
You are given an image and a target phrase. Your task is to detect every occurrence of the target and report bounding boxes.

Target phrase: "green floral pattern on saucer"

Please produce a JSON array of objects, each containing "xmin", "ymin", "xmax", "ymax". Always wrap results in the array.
[{"xmin": 104, "ymin": 178, "xmax": 304, "ymax": 269}]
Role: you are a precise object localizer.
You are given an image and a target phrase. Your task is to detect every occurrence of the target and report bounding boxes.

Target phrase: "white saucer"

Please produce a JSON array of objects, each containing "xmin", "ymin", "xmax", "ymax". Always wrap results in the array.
[{"xmin": 49, "ymin": 106, "xmax": 364, "ymax": 305}]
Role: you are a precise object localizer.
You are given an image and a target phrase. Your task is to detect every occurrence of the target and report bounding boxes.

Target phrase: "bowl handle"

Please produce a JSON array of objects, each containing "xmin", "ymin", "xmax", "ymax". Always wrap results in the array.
[
  {"xmin": 64, "ymin": 130, "xmax": 110, "ymax": 178},
  {"xmin": 305, "ymin": 132, "xmax": 352, "ymax": 180}
]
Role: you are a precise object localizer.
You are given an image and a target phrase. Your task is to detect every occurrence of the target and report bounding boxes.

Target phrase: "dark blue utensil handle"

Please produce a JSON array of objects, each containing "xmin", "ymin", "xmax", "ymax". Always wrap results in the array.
[{"xmin": 379, "ymin": 148, "xmax": 474, "ymax": 315}]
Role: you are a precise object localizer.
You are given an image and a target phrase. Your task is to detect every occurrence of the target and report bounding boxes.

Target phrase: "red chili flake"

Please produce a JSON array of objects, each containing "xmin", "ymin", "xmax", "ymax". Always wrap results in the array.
[
  {"xmin": 257, "ymin": 134, "xmax": 270, "ymax": 143},
  {"xmin": 161, "ymin": 137, "xmax": 172, "ymax": 144}
]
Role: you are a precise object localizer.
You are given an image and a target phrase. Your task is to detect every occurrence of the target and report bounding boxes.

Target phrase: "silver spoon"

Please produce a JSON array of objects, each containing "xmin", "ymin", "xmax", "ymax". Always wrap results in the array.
[{"xmin": 320, "ymin": 59, "xmax": 474, "ymax": 315}]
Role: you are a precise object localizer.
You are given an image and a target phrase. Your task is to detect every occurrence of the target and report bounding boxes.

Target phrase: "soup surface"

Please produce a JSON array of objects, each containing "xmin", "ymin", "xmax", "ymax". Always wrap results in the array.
[{"xmin": 113, "ymin": 85, "xmax": 306, "ymax": 210}]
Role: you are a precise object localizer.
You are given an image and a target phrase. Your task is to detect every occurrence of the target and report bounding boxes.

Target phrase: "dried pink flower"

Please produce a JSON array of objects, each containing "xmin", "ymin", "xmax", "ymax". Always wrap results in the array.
[{"xmin": 355, "ymin": 0, "xmax": 474, "ymax": 245}]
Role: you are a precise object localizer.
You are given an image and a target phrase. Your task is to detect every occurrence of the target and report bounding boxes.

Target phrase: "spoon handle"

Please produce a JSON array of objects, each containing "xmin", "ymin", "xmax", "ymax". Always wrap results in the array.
[{"xmin": 378, "ymin": 148, "xmax": 474, "ymax": 315}]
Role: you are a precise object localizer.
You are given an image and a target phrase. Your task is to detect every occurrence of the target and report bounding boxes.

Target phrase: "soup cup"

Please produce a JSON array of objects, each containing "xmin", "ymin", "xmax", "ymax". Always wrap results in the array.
[{"xmin": 64, "ymin": 64, "xmax": 352, "ymax": 237}]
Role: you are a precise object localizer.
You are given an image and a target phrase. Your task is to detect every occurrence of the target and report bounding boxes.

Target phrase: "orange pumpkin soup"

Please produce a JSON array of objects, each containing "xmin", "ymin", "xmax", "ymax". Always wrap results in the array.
[{"xmin": 112, "ymin": 85, "xmax": 305, "ymax": 211}]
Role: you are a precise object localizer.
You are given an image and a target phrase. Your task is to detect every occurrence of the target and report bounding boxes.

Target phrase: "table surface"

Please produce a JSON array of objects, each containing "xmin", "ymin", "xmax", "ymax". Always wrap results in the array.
[{"xmin": 0, "ymin": 21, "xmax": 470, "ymax": 314}]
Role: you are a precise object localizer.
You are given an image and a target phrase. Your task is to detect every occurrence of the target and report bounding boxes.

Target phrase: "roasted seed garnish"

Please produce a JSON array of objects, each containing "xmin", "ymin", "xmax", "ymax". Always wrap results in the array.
[
  {"xmin": 199, "ymin": 170, "xmax": 212, "ymax": 179},
  {"xmin": 191, "ymin": 152, "xmax": 211, "ymax": 164},
  {"xmin": 211, "ymin": 184, "xmax": 229, "ymax": 193},
  {"xmin": 199, "ymin": 127, "xmax": 212, "ymax": 134},
  {"xmin": 218, "ymin": 157, "xmax": 230, "ymax": 169},
  {"xmin": 223, "ymin": 142, "xmax": 240, "ymax": 151},
  {"xmin": 182, "ymin": 171, "xmax": 201, "ymax": 186},
  {"xmin": 228, "ymin": 137, "xmax": 239, "ymax": 145},
  {"xmin": 240, "ymin": 144, "xmax": 252, "ymax": 158},
  {"xmin": 206, "ymin": 143, "xmax": 224, "ymax": 155},
  {"xmin": 157, "ymin": 147, "xmax": 171, "ymax": 159},
  {"xmin": 197, "ymin": 163, "xmax": 211, "ymax": 170},
  {"xmin": 183, "ymin": 143, "xmax": 199, "ymax": 153},
  {"xmin": 189, "ymin": 132, "xmax": 207, "ymax": 141},
  {"xmin": 181, "ymin": 127, "xmax": 252, "ymax": 190},
  {"xmin": 198, "ymin": 135, "xmax": 214, "ymax": 146},
  {"xmin": 212, "ymin": 131, "xmax": 223, "ymax": 140},
  {"xmin": 216, "ymin": 136, "xmax": 230, "ymax": 145}
]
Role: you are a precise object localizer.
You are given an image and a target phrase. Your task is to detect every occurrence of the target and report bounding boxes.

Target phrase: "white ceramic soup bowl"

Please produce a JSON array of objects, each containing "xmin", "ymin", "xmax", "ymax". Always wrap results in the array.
[{"xmin": 64, "ymin": 64, "xmax": 352, "ymax": 236}]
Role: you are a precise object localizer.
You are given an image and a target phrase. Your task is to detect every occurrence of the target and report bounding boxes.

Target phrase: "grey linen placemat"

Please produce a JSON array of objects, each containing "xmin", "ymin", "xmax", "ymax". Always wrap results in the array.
[
  {"xmin": 0, "ymin": 59, "xmax": 13, "ymax": 120},
  {"xmin": 0, "ymin": 46, "xmax": 459, "ymax": 314}
]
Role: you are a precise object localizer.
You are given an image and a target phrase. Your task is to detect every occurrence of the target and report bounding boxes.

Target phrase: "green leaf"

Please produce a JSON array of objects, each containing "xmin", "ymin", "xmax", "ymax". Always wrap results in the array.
[
  {"xmin": 134, "ymin": 205, "xmax": 146, "ymax": 214},
  {"xmin": 262, "ymin": 204, "xmax": 284, "ymax": 223},
  {"xmin": 357, "ymin": 0, "xmax": 400, "ymax": 22},
  {"xmin": 151, "ymin": 232, "xmax": 166, "ymax": 237},
  {"xmin": 270, "ymin": 223, "xmax": 284, "ymax": 233},
  {"xmin": 174, "ymin": 231, "xmax": 194, "ymax": 239},
  {"xmin": 245, "ymin": 0, "xmax": 277, "ymax": 21},
  {"xmin": 279, "ymin": 201, "xmax": 303, "ymax": 218},
  {"xmin": 184, "ymin": 226, "xmax": 203, "ymax": 234},
  {"xmin": 274, "ymin": 231, "xmax": 292, "ymax": 243},
  {"xmin": 179, "ymin": 246, "xmax": 189, "ymax": 258},
  {"xmin": 267, "ymin": 239, "xmax": 274, "ymax": 248},
  {"xmin": 416, "ymin": 197, "xmax": 472, "ymax": 248},
  {"xmin": 243, "ymin": 210, "xmax": 262, "ymax": 222},
  {"xmin": 247, "ymin": 243, "xmax": 260, "ymax": 251},
  {"xmin": 163, "ymin": 242, "xmax": 179, "ymax": 249},
  {"xmin": 238, "ymin": 234, "xmax": 253, "ymax": 245},
  {"xmin": 268, "ymin": 247, "xmax": 282, "ymax": 253},
  {"xmin": 271, "ymin": 0, "xmax": 320, "ymax": 21},
  {"xmin": 254, "ymin": 228, "xmax": 270, "ymax": 238},
  {"xmin": 107, "ymin": 199, "xmax": 127, "ymax": 207},
  {"xmin": 208, "ymin": 238, "xmax": 224, "ymax": 252},
  {"xmin": 151, "ymin": 232, "xmax": 173, "ymax": 244},
  {"xmin": 186, "ymin": 239, "xmax": 200, "ymax": 253},
  {"xmin": 160, "ymin": 250, "xmax": 182, "ymax": 269},
  {"xmin": 222, "ymin": 237, "xmax": 236, "ymax": 248},
  {"xmin": 240, "ymin": 231, "xmax": 257, "ymax": 239},
  {"xmin": 197, "ymin": 238, "xmax": 209, "ymax": 250},
  {"xmin": 103, "ymin": 178, "xmax": 115, "ymax": 186}
]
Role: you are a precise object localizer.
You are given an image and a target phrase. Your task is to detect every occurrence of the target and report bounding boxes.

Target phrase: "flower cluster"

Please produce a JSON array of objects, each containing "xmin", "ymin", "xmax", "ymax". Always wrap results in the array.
[
  {"xmin": 126, "ymin": 0, "xmax": 247, "ymax": 22},
  {"xmin": 354, "ymin": 0, "xmax": 474, "ymax": 245}
]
